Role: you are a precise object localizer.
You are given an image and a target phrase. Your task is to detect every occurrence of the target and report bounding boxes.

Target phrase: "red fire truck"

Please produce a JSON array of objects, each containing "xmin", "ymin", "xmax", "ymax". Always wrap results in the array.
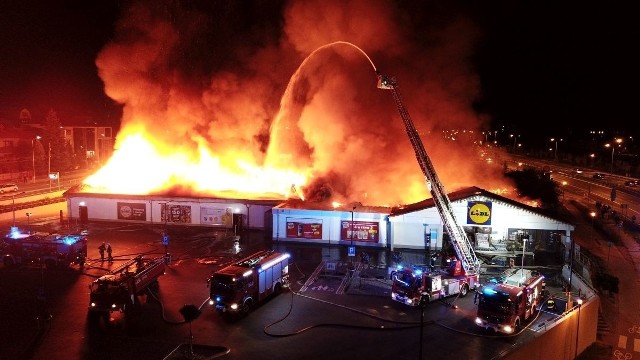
[
  {"xmin": 391, "ymin": 257, "xmax": 479, "ymax": 306},
  {"xmin": 1, "ymin": 229, "xmax": 87, "ymax": 269},
  {"xmin": 208, "ymin": 250, "xmax": 290, "ymax": 317},
  {"xmin": 88, "ymin": 255, "xmax": 166, "ymax": 316},
  {"xmin": 475, "ymin": 268, "xmax": 545, "ymax": 334}
]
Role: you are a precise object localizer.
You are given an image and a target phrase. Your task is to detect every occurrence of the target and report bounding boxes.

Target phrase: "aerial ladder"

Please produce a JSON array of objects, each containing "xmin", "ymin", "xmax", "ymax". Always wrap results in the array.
[{"xmin": 377, "ymin": 72, "xmax": 480, "ymax": 275}]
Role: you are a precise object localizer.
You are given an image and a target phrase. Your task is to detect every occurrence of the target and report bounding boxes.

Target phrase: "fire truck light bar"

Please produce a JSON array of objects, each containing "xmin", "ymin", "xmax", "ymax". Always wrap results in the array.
[
  {"xmin": 482, "ymin": 287, "xmax": 498, "ymax": 295},
  {"xmin": 258, "ymin": 253, "xmax": 291, "ymax": 273}
]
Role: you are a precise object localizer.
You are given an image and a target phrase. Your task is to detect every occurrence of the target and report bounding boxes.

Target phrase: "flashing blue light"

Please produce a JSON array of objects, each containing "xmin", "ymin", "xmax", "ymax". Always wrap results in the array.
[
  {"xmin": 482, "ymin": 287, "xmax": 498, "ymax": 295},
  {"xmin": 61, "ymin": 235, "xmax": 82, "ymax": 245},
  {"xmin": 396, "ymin": 264, "xmax": 404, "ymax": 270},
  {"xmin": 414, "ymin": 269, "xmax": 423, "ymax": 276},
  {"xmin": 7, "ymin": 227, "xmax": 29, "ymax": 239}
]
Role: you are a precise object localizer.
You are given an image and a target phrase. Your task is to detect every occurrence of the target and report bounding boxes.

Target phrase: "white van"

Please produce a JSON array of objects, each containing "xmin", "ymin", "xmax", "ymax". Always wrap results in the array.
[{"xmin": 0, "ymin": 183, "xmax": 19, "ymax": 193}]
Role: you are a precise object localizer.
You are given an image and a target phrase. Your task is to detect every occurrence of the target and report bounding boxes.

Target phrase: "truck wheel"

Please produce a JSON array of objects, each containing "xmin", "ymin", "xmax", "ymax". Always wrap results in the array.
[
  {"xmin": 514, "ymin": 318, "xmax": 522, "ymax": 332},
  {"xmin": 242, "ymin": 299, "xmax": 253, "ymax": 315},
  {"xmin": 274, "ymin": 283, "xmax": 282, "ymax": 295},
  {"xmin": 460, "ymin": 284, "xmax": 469, "ymax": 297}
]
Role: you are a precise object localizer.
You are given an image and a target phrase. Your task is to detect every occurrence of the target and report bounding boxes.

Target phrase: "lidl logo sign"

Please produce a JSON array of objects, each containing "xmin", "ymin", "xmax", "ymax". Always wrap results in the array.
[{"xmin": 467, "ymin": 201, "xmax": 492, "ymax": 225}]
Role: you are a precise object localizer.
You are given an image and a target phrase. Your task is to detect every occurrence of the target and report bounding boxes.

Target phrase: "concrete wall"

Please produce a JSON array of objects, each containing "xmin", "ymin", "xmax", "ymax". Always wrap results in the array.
[{"xmin": 504, "ymin": 296, "xmax": 599, "ymax": 360}]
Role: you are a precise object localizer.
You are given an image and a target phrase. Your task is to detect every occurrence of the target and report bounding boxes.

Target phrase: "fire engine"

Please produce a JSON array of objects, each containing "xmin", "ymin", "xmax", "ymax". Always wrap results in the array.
[
  {"xmin": 88, "ymin": 255, "xmax": 166, "ymax": 315},
  {"xmin": 377, "ymin": 72, "xmax": 480, "ymax": 306},
  {"xmin": 208, "ymin": 250, "xmax": 290, "ymax": 316},
  {"xmin": 1, "ymin": 228, "xmax": 87, "ymax": 269},
  {"xmin": 391, "ymin": 257, "xmax": 479, "ymax": 306},
  {"xmin": 475, "ymin": 268, "xmax": 545, "ymax": 334}
]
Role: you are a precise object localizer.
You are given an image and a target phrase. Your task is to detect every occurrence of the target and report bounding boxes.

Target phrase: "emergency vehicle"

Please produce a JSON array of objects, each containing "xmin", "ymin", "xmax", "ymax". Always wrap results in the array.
[
  {"xmin": 88, "ymin": 255, "xmax": 166, "ymax": 316},
  {"xmin": 475, "ymin": 268, "xmax": 545, "ymax": 334},
  {"xmin": 378, "ymin": 72, "xmax": 481, "ymax": 307},
  {"xmin": 391, "ymin": 257, "xmax": 479, "ymax": 306},
  {"xmin": 208, "ymin": 250, "xmax": 290, "ymax": 317},
  {"xmin": 1, "ymin": 228, "xmax": 87, "ymax": 269}
]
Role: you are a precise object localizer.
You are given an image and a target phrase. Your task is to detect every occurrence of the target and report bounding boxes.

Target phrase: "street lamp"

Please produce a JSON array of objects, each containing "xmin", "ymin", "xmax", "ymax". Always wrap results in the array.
[
  {"xmin": 32, "ymin": 136, "xmax": 41, "ymax": 183},
  {"xmin": 604, "ymin": 138, "xmax": 623, "ymax": 173},
  {"xmin": 566, "ymin": 236, "xmax": 575, "ymax": 312},
  {"xmin": 5, "ymin": 192, "xmax": 26, "ymax": 228},
  {"xmin": 590, "ymin": 211, "xmax": 596, "ymax": 242},
  {"xmin": 521, "ymin": 237, "xmax": 526, "ymax": 277},
  {"xmin": 575, "ymin": 298, "xmax": 583, "ymax": 359},
  {"xmin": 26, "ymin": 212, "xmax": 33, "ymax": 234},
  {"xmin": 350, "ymin": 206, "xmax": 356, "ymax": 246},
  {"xmin": 46, "ymin": 142, "xmax": 52, "ymax": 191},
  {"xmin": 510, "ymin": 134, "xmax": 519, "ymax": 151},
  {"xmin": 162, "ymin": 201, "xmax": 174, "ymax": 256},
  {"xmin": 550, "ymin": 138, "xmax": 562, "ymax": 161}
]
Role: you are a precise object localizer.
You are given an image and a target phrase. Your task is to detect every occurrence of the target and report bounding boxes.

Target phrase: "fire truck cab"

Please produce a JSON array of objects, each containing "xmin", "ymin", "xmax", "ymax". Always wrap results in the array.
[
  {"xmin": 475, "ymin": 269, "xmax": 545, "ymax": 334},
  {"xmin": 208, "ymin": 250, "xmax": 290, "ymax": 317}
]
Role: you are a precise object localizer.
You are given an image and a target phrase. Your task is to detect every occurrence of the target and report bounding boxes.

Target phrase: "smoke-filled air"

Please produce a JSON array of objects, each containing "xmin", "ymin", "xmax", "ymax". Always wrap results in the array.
[{"xmin": 83, "ymin": 0, "xmax": 515, "ymax": 207}]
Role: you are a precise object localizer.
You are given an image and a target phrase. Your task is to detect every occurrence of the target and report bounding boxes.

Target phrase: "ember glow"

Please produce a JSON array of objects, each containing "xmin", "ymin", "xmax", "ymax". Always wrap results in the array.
[{"xmin": 83, "ymin": 0, "xmax": 516, "ymax": 206}]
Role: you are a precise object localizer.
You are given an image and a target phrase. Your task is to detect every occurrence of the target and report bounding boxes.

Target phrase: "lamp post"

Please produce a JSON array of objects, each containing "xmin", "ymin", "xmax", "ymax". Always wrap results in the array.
[
  {"xmin": 32, "ymin": 136, "xmax": 41, "ymax": 183},
  {"xmin": 521, "ymin": 237, "xmax": 526, "ymax": 277},
  {"xmin": 419, "ymin": 292, "xmax": 428, "ymax": 360},
  {"xmin": 162, "ymin": 201, "xmax": 173, "ymax": 256},
  {"xmin": 590, "ymin": 211, "xmax": 596, "ymax": 242},
  {"xmin": 550, "ymin": 138, "xmax": 561, "ymax": 161},
  {"xmin": 47, "ymin": 142, "xmax": 52, "ymax": 191},
  {"xmin": 510, "ymin": 134, "xmax": 519, "ymax": 151},
  {"xmin": 6, "ymin": 192, "xmax": 25, "ymax": 228},
  {"xmin": 605, "ymin": 138, "xmax": 623, "ymax": 173},
  {"xmin": 566, "ymin": 236, "xmax": 575, "ymax": 312},
  {"xmin": 350, "ymin": 206, "xmax": 356, "ymax": 246},
  {"xmin": 26, "ymin": 212, "xmax": 32, "ymax": 234},
  {"xmin": 575, "ymin": 298, "xmax": 583, "ymax": 359}
]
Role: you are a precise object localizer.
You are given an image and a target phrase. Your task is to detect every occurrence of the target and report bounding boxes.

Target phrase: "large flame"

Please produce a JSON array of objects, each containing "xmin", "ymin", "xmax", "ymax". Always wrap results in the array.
[{"xmin": 84, "ymin": 127, "xmax": 308, "ymax": 199}]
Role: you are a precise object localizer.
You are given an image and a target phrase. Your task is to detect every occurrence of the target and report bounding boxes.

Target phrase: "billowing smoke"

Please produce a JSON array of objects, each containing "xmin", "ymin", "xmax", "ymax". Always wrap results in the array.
[{"xmin": 92, "ymin": 0, "xmax": 512, "ymax": 206}]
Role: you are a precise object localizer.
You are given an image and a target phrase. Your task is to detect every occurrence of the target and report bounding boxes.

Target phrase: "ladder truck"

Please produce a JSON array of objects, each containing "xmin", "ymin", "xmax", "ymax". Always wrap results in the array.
[
  {"xmin": 377, "ymin": 73, "xmax": 481, "ymax": 306},
  {"xmin": 88, "ymin": 255, "xmax": 166, "ymax": 316}
]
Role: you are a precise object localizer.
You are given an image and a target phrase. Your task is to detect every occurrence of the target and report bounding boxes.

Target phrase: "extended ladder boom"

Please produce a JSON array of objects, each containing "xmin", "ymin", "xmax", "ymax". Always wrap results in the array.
[{"xmin": 377, "ymin": 73, "xmax": 479, "ymax": 275}]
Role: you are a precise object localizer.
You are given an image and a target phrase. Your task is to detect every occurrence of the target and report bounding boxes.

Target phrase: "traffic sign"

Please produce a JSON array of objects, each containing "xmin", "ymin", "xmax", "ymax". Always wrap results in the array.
[
  {"xmin": 348, "ymin": 246, "xmax": 356, "ymax": 257},
  {"xmin": 162, "ymin": 234, "xmax": 170, "ymax": 246}
]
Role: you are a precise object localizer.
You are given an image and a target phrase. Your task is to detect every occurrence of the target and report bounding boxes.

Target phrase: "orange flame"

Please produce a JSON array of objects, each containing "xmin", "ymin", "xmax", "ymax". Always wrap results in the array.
[{"xmin": 84, "ymin": 127, "xmax": 308, "ymax": 199}]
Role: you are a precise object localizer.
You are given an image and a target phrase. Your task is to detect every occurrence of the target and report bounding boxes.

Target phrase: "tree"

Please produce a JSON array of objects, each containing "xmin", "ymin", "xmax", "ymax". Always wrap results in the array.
[{"xmin": 42, "ymin": 109, "xmax": 73, "ymax": 173}]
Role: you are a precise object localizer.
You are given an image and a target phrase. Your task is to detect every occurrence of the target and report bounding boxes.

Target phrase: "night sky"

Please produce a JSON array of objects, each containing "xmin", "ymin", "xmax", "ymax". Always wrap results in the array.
[{"xmin": 0, "ymin": 0, "xmax": 635, "ymax": 137}]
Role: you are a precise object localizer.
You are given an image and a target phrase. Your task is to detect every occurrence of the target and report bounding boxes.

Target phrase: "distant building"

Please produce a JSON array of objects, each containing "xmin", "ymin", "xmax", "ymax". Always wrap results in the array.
[{"xmin": 0, "ymin": 108, "xmax": 113, "ymax": 181}]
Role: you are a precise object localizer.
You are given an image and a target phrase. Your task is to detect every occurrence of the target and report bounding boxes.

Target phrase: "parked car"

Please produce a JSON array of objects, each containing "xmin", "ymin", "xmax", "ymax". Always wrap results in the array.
[
  {"xmin": 0, "ymin": 183, "xmax": 19, "ymax": 194},
  {"xmin": 574, "ymin": 168, "xmax": 584, "ymax": 174},
  {"xmin": 592, "ymin": 173, "xmax": 605, "ymax": 180}
]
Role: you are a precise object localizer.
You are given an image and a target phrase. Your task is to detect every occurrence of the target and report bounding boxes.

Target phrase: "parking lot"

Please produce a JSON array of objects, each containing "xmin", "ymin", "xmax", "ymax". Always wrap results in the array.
[{"xmin": 0, "ymin": 220, "xmax": 574, "ymax": 360}]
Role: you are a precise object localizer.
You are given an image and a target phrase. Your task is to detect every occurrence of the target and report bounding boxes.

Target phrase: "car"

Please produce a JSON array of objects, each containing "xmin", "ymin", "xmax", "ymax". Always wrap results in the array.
[
  {"xmin": 0, "ymin": 183, "xmax": 19, "ymax": 194},
  {"xmin": 624, "ymin": 180, "xmax": 639, "ymax": 187},
  {"xmin": 574, "ymin": 168, "xmax": 584, "ymax": 174},
  {"xmin": 592, "ymin": 173, "xmax": 605, "ymax": 180}
]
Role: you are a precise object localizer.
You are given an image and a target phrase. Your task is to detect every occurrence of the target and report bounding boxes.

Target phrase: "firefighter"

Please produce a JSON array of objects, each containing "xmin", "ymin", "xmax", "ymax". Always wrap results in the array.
[
  {"xmin": 98, "ymin": 242, "xmax": 106, "ymax": 261},
  {"xmin": 106, "ymin": 243, "xmax": 113, "ymax": 262}
]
